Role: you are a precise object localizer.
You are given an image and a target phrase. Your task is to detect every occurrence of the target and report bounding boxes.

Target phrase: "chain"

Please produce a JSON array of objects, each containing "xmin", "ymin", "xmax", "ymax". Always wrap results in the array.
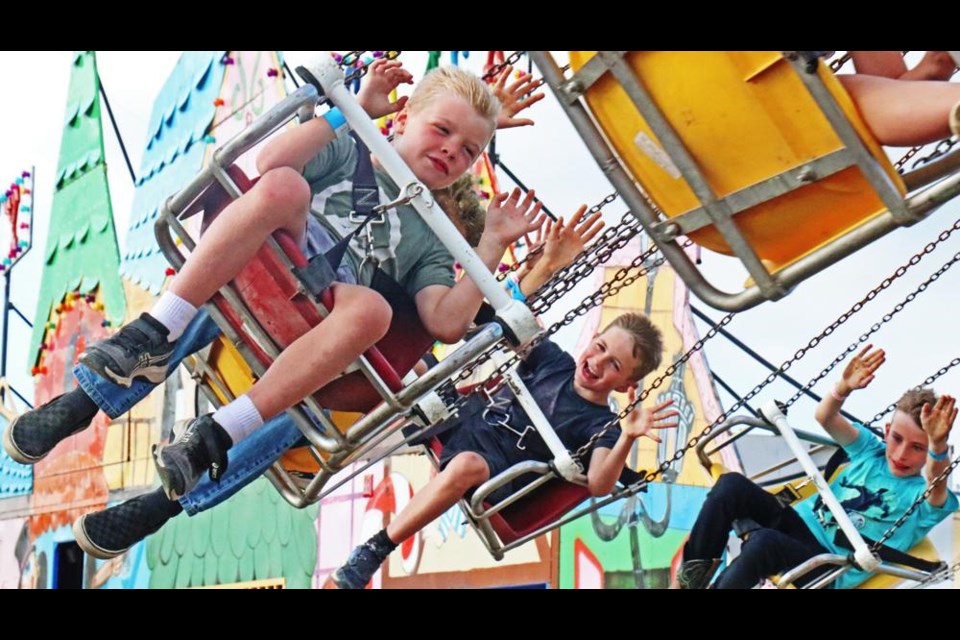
[
  {"xmin": 785, "ymin": 247, "xmax": 960, "ymax": 408},
  {"xmin": 496, "ymin": 192, "xmax": 623, "ymax": 282},
  {"xmin": 866, "ymin": 355, "xmax": 960, "ymax": 427},
  {"xmin": 911, "ymin": 138, "xmax": 957, "ymax": 170},
  {"xmin": 572, "ymin": 311, "xmax": 736, "ymax": 462},
  {"xmin": 336, "ymin": 50, "xmax": 401, "ymax": 85},
  {"xmin": 530, "ymin": 216, "xmax": 651, "ymax": 316},
  {"xmin": 871, "ymin": 453, "xmax": 960, "ymax": 552},
  {"xmin": 482, "ymin": 51, "xmax": 527, "ymax": 81}
]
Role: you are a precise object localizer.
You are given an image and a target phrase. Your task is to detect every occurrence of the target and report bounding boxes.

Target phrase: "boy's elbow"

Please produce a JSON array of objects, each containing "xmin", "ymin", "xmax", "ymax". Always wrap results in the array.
[
  {"xmin": 587, "ymin": 478, "xmax": 615, "ymax": 497},
  {"xmin": 431, "ymin": 321, "xmax": 469, "ymax": 345}
]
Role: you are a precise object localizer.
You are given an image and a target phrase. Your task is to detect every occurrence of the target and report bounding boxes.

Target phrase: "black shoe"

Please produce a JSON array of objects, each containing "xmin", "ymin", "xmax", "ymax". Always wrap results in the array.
[
  {"xmin": 2, "ymin": 388, "xmax": 98, "ymax": 464},
  {"xmin": 79, "ymin": 313, "xmax": 173, "ymax": 387},
  {"xmin": 153, "ymin": 414, "xmax": 232, "ymax": 500},
  {"xmin": 73, "ymin": 488, "xmax": 182, "ymax": 559},
  {"xmin": 676, "ymin": 558, "xmax": 721, "ymax": 589},
  {"xmin": 330, "ymin": 535, "xmax": 394, "ymax": 589}
]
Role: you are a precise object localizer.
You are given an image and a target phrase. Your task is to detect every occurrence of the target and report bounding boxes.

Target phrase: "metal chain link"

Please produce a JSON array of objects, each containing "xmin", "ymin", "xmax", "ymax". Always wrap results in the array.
[
  {"xmin": 337, "ymin": 51, "xmax": 402, "ymax": 85},
  {"xmin": 785, "ymin": 247, "xmax": 960, "ymax": 408},
  {"xmin": 530, "ymin": 219, "xmax": 652, "ymax": 316},
  {"xmin": 572, "ymin": 311, "xmax": 737, "ymax": 462},
  {"xmin": 448, "ymin": 249, "xmax": 669, "ymax": 403},
  {"xmin": 872, "ymin": 453, "xmax": 960, "ymax": 552},
  {"xmin": 911, "ymin": 138, "xmax": 957, "ymax": 170},
  {"xmin": 482, "ymin": 51, "xmax": 527, "ymax": 81},
  {"xmin": 496, "ymin": 192, "xmax": 623, "ymax": 282},
  {"xmin": 613, "ymin": 218, "xmax": 960, "ymax": 486},
  {"xmin": 866, "ymin": 356, "xmax": 960, "ymax": 426}
]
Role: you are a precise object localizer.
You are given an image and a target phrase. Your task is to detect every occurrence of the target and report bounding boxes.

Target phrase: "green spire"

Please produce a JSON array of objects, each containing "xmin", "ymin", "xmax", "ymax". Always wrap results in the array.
[{"xmin": 29, "ymin": 51, "xmax": 126, "ymax": 367}]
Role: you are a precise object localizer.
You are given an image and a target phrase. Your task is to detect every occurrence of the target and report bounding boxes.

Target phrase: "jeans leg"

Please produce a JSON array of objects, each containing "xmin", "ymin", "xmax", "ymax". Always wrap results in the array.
[
  {"xmin": 713, "ymin": 525, "xmax": 826, "ymax": 589},
  {"xmin": 75, "ymin": 310, "xmax": 222, "ymax": 419},
  {"xmin": 684, "ymin": 473, "xmax": 792, "ymax": 561},
  {"xmin": 178, "ymin": 413, "xmax": 306, "ymax": 515}
]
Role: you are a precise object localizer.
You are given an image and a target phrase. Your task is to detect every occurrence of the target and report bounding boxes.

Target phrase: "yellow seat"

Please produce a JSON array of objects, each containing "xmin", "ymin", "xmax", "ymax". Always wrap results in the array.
[{"xmin": 569, "ymin": 51, "xmax": 906, "ymax": 274}]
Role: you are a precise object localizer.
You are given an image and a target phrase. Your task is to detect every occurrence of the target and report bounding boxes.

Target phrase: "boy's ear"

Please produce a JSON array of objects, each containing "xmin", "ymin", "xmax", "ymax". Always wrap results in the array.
[{"xmin": 393, "ymin": 109, "xmax": 408, "ymax": 135}]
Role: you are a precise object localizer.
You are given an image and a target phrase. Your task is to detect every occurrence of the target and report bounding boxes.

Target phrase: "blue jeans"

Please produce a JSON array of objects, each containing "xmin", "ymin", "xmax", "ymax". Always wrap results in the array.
[
  {"xmin": 74, "ymin": 310, "xmax": 306, "ymax": 515},
  {"xmin": 684, "ymin": 473, "xmax": 830, "ymax": 589}
]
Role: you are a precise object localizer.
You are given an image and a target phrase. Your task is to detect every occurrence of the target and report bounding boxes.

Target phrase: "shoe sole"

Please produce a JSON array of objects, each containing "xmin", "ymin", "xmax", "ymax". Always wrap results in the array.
[
  {"xmin": 3, "ymin": 412, "xmax": 94, "ymax": 465},
  {"xmin": 73, "ymin": 514, "xmax": 128, "ymax": 560},
  {"xmin": 153, "ymin": 443, "xmax": 186, "ymax": 501},
  {"xmin": 79, "ymin": 352, "xmax": 170, "ymax": 388},
  {"xmin": 2, "ymin": 415, "xmax": 40, "ymax": 464}
]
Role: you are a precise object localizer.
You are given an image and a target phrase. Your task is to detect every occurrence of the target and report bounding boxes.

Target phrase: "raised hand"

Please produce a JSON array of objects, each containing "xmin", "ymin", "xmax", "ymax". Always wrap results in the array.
[
  {"xmin": 922, "ymin": 394, "xmax": 957, "ymax": 447},
  {"xmin": 357, "ymin": 58, "xmax": 414, "ymax": 119},
  {"xmin": 622, "ymin": 393, "xmax": 680, "ymax": 443},
  {"xmin": 839, "ymin": 344, "xmax": 885, "ymax": 396},
  {"xmin": 483, "ymin": 187, "xmax": 545, "ymax": 247},
  {"xmin": 491, "ymin": 65, "xmax": 546, "ymax": 129},
  {"xmin": 541, "ymin": 205, "xmax": 604, "ymax": 271}
]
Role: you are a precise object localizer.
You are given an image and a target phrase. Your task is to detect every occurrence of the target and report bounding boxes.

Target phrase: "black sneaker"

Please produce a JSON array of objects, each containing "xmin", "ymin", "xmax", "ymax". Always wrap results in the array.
[
  {"xmin": 78, "ymin": 313, "xmax": 173, "ymax": 387},
  {"xmin": 329, "ymin": 535, "xmax": 394, "ymax": 589},
  {"xmin": 73, "ymin": 488, "xmax": 181, "ymax": 559},
  {"xmin": 676, "ymin": 558, "xmax": 721, "ymax": 589},
  {"xmin": 153, "ymin": 414, "xmax": 232, "ymax": 500},
  {"xmin": 3, "ymin": 388, "xmax": 99, "ymax": 464}
]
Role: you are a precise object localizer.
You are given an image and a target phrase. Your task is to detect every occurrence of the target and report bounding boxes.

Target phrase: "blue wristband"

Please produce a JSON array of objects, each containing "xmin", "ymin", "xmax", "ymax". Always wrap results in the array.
[
  {"xmin": 505, "ymin": 276, "xmax": 526, "ymax": 303},
  {"xmin": 323, "ymin": 107, "xmax": 350, "ymax": 138},
  {"xmin": 928, "ymin": 448, "xmax": 949, "ymax": 461}
]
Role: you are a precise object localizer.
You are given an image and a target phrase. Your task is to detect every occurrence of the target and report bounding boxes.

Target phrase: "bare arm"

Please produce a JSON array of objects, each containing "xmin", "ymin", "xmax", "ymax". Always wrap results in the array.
[
  {"xmin": 921, "ymin": 395, "xmax": 957, "ymax": 508},
  {"xmin": 814, "ymin": 344, "xmax": 885, "ymax": 446},
  {"xmin": 256, "ymin": 58, "xmax": 413, "ymax": 175},
  {"xmin": 587, "ymin": 396, "xmax": 678, "ymax": 496},
  {"xmin": 415, "ymin": 189, "xmax": 544, "ymax": 343},
  {"xmin": 518, "ymin": 205, "xmax": 604, "ymax": 296}
]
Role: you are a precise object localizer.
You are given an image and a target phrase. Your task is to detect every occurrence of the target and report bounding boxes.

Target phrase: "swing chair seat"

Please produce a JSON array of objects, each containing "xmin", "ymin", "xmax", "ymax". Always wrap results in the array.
[{"xmin": 569, "ymin": 51, "xmax": 906, "ymax": 276}]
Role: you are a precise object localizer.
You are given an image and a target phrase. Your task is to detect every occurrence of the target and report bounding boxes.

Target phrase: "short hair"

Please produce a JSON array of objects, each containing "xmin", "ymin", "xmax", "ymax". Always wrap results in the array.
[
  {"xmin": 602, "ymin": 312, "xmax": 664, "ymax": 380},
  {"xmin": 894, "ymin": 387, "xmax": 938, "ymax": 430},
  {"xmin": 433, "ymin": 175, "xmax": 485, "ymax": 247},
  {"xmin": 406, "ymin": 66, "xmax": 500, "ymax": 127}
]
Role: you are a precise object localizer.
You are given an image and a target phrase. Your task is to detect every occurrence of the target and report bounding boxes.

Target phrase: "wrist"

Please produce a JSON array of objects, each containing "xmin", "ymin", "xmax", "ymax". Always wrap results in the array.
[
  {"xmin": 322, "ymin": 107, "xmax": 350, "ymax": 138},
  {"xmin": 831, "ymin": 382, "xmax": 851, "ymax": 402},
  {"xmin": 928, "ymin": 445, "xmax": 949, "ymax": 461}
]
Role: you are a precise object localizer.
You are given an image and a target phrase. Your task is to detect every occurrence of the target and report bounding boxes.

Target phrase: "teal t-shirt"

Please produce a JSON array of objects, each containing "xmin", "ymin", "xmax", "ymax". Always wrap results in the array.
[
  {"xmin": 793, "ymin": 423, "xmax": 958, "ymax": 588},
  {"xmin": 301, "ymin": 136, "xmax": 455, "ymax": 298}
]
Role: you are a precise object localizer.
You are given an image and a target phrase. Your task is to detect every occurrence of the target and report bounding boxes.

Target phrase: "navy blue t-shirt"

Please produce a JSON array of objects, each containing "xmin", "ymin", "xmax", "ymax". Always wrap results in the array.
[{"xmin": 439, "ymin": 340, "xmax": 621, "ymax": 502}]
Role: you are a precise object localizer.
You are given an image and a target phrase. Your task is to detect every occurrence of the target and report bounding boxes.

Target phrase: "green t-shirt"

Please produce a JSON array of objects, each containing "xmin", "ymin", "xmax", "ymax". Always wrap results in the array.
[{"xmin": 302, "ymin": 136, "xmax": 455, "ymax": 298}]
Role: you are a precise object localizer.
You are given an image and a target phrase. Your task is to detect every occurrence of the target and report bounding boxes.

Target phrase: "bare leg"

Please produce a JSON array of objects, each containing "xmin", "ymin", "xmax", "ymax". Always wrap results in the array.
[
  {"xmin": 245, "ymin": 283, "xmax": 392, "ymax": 420},
  {"xmin": 170, "ymin": 166, "xmax": 311, "ymax": 307},
  {"xmin": 839, "ymin": 74, "xmax": 960, "ymax": 146},
  {"xmin": 385, "ymin": 452, "xmax": 490, "ymax": 543}
]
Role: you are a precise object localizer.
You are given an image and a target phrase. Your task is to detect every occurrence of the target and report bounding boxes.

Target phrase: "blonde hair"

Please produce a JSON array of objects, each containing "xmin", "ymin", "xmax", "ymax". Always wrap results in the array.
[
  {"xmin": 406, "ymin": 66, "xmax": 500, "ymax": 127},
  {"xmin": 602, "ymin": 313, "xmax": 664, "ymax": 380},
  {"xmin": 433, "ymin": 175, "xmax": 486, "ymax": 247}
]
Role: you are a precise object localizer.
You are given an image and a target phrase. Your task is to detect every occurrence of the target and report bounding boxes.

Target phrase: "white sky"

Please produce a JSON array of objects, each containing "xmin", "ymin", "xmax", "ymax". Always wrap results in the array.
[{"xmin": 0, "ymin": 51, "xmax": 958, "ymax": 483}]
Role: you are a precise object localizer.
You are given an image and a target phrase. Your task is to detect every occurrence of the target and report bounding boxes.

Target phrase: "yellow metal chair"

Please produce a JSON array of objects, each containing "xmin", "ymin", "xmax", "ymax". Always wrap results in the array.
[{"xmin": 533, "ymin": 51, "xmax": 960, "ymax": 310}]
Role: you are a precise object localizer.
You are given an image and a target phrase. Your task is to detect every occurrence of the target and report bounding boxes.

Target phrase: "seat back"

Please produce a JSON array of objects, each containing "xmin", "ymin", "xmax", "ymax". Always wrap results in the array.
[{"xmin": 570, "ymin": 51, "xmax": 906, "ymax": 274}]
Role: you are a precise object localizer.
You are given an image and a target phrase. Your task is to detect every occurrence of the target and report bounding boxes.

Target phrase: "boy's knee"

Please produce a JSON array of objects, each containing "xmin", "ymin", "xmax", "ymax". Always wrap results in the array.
[
  {"xmin": 340, "ymin": 288, "xmax": 392, "ymax": 341},
  {"xmin": 253, "ymin": 167, "xmax": 310, "ymax": 220},
  {"xmin": 713, "ymin": 472, "xmax": 750, "ymax": 495},
  {"xmin": 444, "ymin": 452, "xmax": 490, "ymax": 489}
]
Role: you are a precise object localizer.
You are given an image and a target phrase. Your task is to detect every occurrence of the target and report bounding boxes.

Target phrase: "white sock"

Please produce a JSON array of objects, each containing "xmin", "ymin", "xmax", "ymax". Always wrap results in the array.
[
  {"xmin": 150, "ymin": 292, "xmax": 197, "ymax": 342},
  {"xmin": 213, "ymin": 395, "xmax": 264, "ymax": 443}
]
